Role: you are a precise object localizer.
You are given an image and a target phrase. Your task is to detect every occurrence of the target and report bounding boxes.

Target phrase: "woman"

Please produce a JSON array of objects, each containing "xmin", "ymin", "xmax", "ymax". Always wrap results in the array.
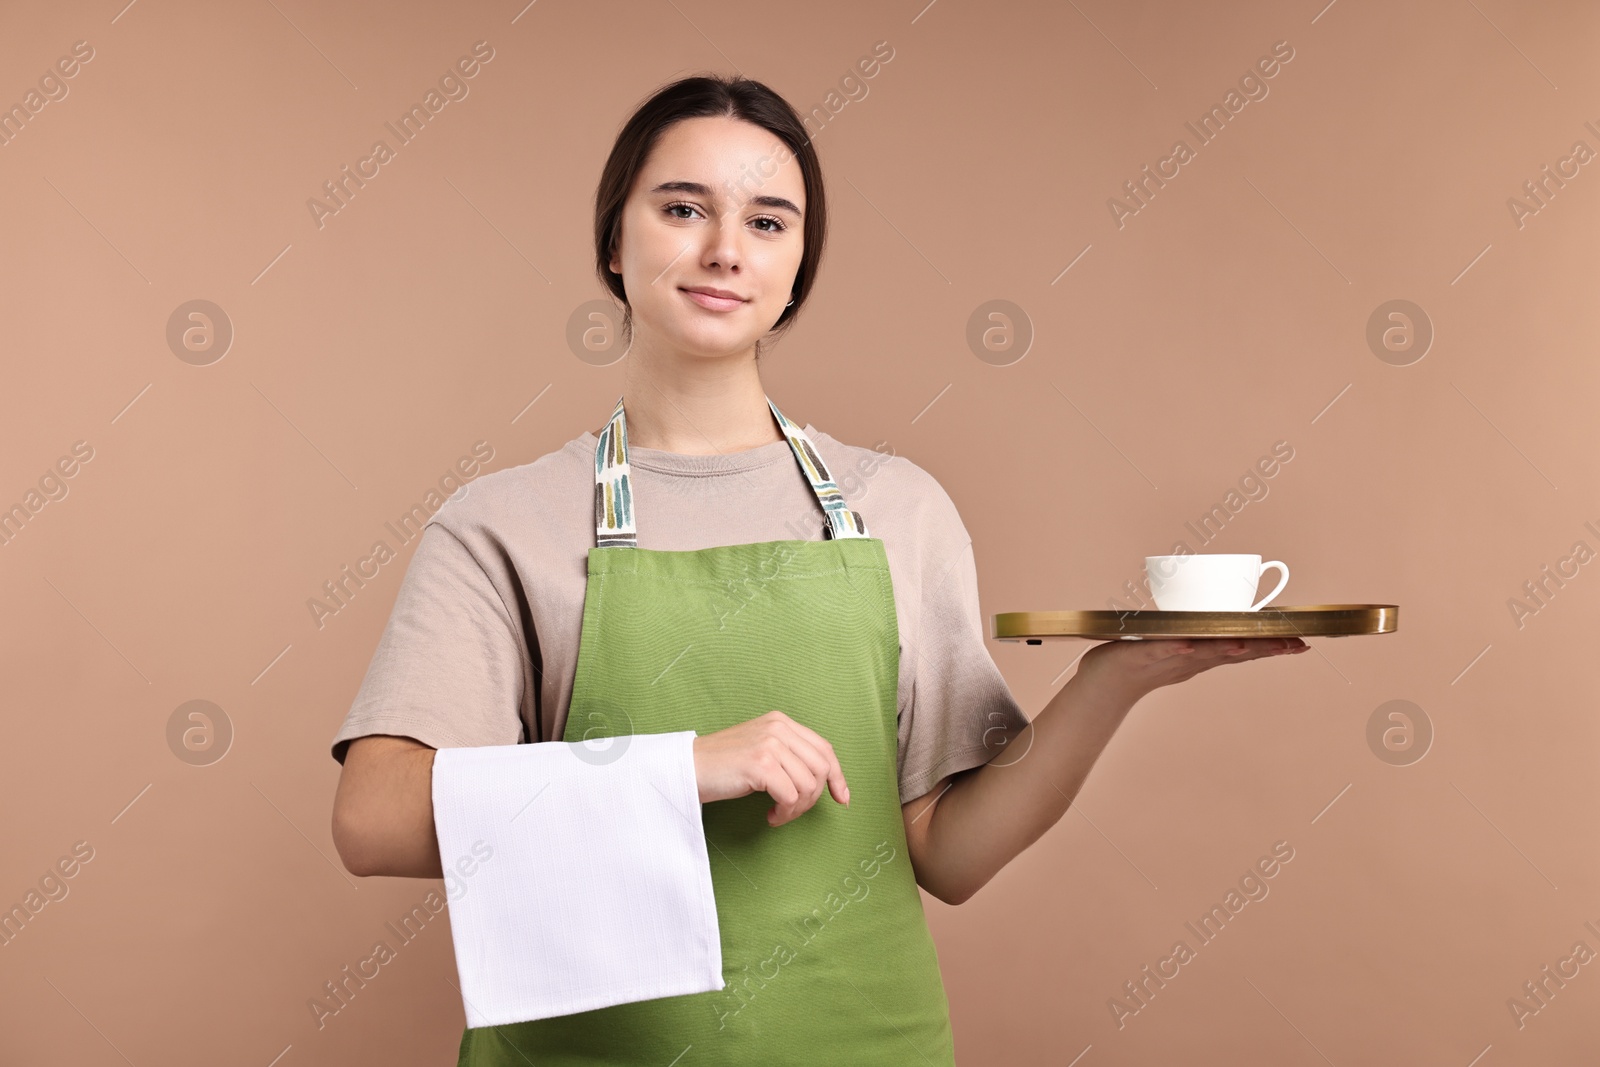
[{"xmin": 329, "ymin": 73, "xmax": 1307, "ymax": 1065}]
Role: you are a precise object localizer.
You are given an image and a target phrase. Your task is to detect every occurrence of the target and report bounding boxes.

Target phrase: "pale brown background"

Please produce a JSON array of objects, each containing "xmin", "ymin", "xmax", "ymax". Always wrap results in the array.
[{"xmin": 3, "ymin": 0, "xmax": 1597, "ymax": 1063}]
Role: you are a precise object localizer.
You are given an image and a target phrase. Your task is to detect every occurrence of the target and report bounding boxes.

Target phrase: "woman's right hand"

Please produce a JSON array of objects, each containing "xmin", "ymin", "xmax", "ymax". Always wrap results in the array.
[{"xmin": 692, "ymin": 710, "xmax": 850, "ymax": 827}]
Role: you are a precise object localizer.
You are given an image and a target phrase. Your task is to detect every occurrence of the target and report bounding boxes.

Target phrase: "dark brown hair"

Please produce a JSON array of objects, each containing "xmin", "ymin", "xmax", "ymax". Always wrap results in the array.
[{"xmin": 593, "ymin": 73, "xmax": 827, "ymax": 356}]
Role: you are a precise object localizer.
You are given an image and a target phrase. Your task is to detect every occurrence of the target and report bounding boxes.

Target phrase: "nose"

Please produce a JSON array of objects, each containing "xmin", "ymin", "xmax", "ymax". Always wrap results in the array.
[{"xmin": 699, "ymin": 215, "xmax": 745, "ymax": 273}]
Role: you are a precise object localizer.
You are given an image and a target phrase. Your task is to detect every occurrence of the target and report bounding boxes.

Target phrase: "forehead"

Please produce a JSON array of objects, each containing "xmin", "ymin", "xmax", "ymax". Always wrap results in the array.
[{"xmin": 635, "ymin": 116, "xmax": 805, "ymax": 210}]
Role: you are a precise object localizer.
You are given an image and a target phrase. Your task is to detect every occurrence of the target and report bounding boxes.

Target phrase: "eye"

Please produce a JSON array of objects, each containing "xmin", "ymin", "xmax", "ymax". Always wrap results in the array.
[{"xmin": 662, "ymin": 201, "xmax": 787, "ymax": 234}]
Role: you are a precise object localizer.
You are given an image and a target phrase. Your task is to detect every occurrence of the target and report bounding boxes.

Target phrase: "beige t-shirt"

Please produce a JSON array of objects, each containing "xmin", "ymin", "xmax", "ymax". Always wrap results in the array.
[{"xmin": 328, "ymin": 423, "xmax": 1030, "ymax": 805}]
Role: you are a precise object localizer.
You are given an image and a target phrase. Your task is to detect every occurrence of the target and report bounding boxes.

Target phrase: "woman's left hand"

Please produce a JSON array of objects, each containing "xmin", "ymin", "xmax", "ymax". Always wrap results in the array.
[{"xmin": 1077, "ymin": 636, "xmax": 1310, "ymax": 704}]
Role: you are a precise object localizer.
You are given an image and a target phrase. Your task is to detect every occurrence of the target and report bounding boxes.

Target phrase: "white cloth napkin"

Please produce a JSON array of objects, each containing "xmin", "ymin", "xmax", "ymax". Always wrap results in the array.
[{"xmin": 431, "ymin": 729, "xmax": 724, "ymax": 1028}]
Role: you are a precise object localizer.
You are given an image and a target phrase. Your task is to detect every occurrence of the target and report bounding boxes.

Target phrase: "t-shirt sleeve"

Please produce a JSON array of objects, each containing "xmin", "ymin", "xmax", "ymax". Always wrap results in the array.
[
  {"xmin": 896, "ymin": 525, "xmax": 1031, "ymax": 806},
  {"xmin": 329, "ymin": 522, "xmax": 529, "ymax": 764}
]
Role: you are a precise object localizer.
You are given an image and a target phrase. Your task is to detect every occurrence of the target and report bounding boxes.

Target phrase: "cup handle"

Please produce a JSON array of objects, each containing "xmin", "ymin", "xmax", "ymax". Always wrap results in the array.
[{"xmin": 1250, "ymin": 562, "xmax": 1289, "ymax": 611}]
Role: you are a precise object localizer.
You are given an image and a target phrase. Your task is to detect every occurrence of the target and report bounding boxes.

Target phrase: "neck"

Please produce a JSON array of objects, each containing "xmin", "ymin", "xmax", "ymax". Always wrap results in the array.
[{"xmin": 608, "ymin": 332, "xmax": 787, "ymax": 455}]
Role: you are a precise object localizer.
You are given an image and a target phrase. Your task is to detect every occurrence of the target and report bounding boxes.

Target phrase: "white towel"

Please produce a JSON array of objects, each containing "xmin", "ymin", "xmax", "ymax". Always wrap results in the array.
[{"xmin": 430, "ymin": 729, "xmax": 724, "ymax": 1028}]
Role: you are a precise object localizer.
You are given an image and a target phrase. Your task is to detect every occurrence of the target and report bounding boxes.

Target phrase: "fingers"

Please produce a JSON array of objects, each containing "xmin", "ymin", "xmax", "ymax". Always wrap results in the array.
[
  {"xmin": 1156, "ymin": 638, "xmax": 1276, "ymax": 659},
  {"xmin": 771, "ymin": 715, "xmax": 850, "ymax": 808},
  {"xmin": 756, "ymin": 712, "xmax": 849, "ymax": 825},
  {"xmin": 762, "ymin": 711, "xmax": 849, "ymax": 807},
  {"xmin": 1186, "ymin": 637, "xmax": 1308, "ymax": 660},
  {"xmin": 761, "ymin": 741, "xmax": 819, "ymax": 827}
]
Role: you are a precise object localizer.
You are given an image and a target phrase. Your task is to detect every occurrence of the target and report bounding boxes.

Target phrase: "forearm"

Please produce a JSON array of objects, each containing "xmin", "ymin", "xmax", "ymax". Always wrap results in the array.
[
  {"xmin": 919, "ymin": 667, "xmax": 1139, "ymax": 905},
  {"xmin": 332, "ymin": 739, "xmax": 445, "ymax": 879}
]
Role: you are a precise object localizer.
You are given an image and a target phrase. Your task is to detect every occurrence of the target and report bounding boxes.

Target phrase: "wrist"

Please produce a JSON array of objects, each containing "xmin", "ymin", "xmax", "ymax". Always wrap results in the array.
[{"xmin": 1069, "ymin": 650, "xmax": 1147, "ymax": 714}]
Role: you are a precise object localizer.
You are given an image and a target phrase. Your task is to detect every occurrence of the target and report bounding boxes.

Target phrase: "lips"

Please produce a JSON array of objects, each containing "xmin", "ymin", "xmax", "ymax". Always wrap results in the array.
[{"xmin": 680, "ymin": 286, "xmax": 746, "ymax": 312}]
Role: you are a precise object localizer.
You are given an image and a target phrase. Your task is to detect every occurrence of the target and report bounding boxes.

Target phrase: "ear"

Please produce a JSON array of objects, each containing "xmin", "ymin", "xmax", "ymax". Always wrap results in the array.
[{"xmin": 606, "ymin": 232, "xmax": 622, "ymax": 276}]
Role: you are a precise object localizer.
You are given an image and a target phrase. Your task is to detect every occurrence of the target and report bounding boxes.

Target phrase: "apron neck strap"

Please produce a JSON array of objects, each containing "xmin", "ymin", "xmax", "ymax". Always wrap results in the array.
[{"xmin": 594, "ymin": 395, "xmax": 871, "ymax": 549}]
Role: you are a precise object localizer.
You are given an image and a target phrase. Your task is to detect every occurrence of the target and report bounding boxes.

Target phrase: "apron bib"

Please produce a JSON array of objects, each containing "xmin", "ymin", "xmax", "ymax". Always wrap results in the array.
[{"xmin": 456, "ymin": 396, "xmax": 956, "ymax": 1065}]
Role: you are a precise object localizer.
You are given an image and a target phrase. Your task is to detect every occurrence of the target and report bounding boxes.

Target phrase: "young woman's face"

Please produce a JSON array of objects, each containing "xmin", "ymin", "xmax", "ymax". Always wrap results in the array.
[{"xmin": 609, "ymin": 116, "xmax": 806, "ymax": 359}]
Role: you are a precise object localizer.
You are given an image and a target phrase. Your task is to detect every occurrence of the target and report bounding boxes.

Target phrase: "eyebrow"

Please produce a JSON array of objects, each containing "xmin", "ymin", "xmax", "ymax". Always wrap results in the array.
[{"xmin": 648, "ymin": 180, "xmax": 803, "ymax": 218}]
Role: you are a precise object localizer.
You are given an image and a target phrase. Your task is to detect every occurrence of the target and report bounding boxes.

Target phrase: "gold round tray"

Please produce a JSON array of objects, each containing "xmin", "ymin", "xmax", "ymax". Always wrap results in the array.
[{"xmin": 992, "ymin": 604, "xmax": 1398, "ymax": 643}]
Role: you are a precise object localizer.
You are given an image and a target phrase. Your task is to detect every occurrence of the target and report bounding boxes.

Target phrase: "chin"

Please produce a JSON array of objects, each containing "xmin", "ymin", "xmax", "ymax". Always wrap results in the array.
[{"xmin": 666, "ymin": 321, "xmax": 757, "ymax": 356}]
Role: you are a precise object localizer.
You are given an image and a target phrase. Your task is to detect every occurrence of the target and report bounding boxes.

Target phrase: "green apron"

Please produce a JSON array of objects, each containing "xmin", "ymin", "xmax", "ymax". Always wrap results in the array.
[{"xmin": 456, "ymin": 395, "xmax": 956, "ymax": 1065}]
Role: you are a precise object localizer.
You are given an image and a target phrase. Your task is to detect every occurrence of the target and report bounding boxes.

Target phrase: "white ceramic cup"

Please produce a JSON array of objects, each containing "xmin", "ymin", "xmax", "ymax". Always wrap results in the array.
[{"xmin": 1144, "ymin": 554, "xmax": 1290, "ymax": 611}]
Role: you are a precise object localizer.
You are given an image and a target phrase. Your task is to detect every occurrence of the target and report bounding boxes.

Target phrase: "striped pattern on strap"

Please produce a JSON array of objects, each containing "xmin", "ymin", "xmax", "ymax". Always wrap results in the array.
[{"xmin": 593, "ymin": 395, "xmax": 871, "ymax": 549}]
